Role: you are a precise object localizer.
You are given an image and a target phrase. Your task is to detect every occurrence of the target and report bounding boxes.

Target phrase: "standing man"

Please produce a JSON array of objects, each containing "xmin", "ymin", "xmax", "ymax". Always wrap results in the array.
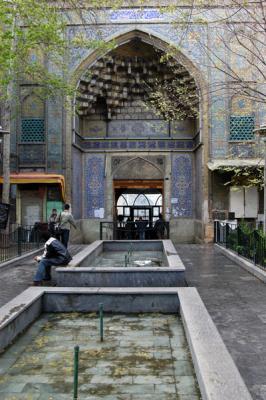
[
  {"xmin": 48, "ymin": 208, "xmax": 58, "ymax": 236},
  {"xmin": 56, "ymin": 203, "xmax": 77, "ymax": 248},
  {"xmin": 136, "ymin": 216, "xmax": 147, "ymax": 240},
  {"xmin": 33, "ymin": 232, "xmax": 72, "ymax": 285},
  {"xmin": 153, "ymin": 214, "xmax": 165, "ymax": 239}
]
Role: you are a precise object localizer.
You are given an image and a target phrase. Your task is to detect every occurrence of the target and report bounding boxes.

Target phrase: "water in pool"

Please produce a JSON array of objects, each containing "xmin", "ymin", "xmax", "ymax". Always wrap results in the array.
[
  {"xmin": 90, "ymin": 251, "xmax": 165, "ymax": 268},
  {"xmin": 0, "ymin": 313, "xmax": 201, "ymax": 399}
]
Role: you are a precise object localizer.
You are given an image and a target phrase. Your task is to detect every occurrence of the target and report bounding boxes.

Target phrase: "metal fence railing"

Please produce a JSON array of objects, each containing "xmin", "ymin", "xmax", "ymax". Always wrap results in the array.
[
  {"xmin": 0, "ymin": 223, "xmax": 46, "ymax": 264},
  {"xmin": 100, "ymin": 221, "xmax": 170, "ymax": 240},
  {"xmin": 214, "ymin": 221, "xmax": 266, "ymax": 269}
]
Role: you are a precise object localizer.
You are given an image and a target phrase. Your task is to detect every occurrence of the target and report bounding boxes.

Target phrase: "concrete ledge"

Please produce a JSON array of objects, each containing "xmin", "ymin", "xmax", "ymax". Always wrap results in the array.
[
  {"xmin": 0, "ymin": 248, "xmax": 42, "ymax": 269},
  {"xmin": 178, "ymin": 287, "xmax": 252, "ymax": 400},
  {"xmin": 56, "ymin": 269, "xmax": 185, "ymax": 287},
  {"xmin": 215, "ymin": 244, "xmax": 266, "ymax": 283},
  {"xmin": 42, "ymin": 287, "xmax": 181, "ymax": 313},
  {"xmin": 0, "ymin": 287, "xmax": 252, "ymax": 400},
  {"xmin": 0, "ymin": 288, "xmax": 43, "ymax": 350}
]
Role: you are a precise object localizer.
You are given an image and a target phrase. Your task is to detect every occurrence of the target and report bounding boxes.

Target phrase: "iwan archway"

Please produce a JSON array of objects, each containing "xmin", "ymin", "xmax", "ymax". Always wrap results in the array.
[{"xmin": 71, "ymin": 29, "xmax": 210, "ymax": 243}]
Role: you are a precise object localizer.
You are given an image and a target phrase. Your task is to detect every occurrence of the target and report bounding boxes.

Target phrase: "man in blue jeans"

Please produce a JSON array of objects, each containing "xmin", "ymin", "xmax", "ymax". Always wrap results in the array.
[{"xmin": 33, "ymin": 232, "xmax": 72, "ymax": 286}]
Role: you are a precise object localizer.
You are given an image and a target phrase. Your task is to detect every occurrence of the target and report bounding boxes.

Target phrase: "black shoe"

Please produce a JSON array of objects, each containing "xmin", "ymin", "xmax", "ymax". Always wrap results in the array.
[
  {"xmin": 32, "ymin": 281, "xmax": 42, "ymax": 286},
  {"xmin": 42, "ymin": 281, "xmax": 56, "ymax": 287}
]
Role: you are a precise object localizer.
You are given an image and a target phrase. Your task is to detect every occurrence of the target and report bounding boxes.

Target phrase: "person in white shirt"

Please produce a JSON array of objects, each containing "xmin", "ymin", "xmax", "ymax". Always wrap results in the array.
[
  {"xmin": 56, "ymin": 203, "xmax": 77, "ymax": 248},
  {"xmin": 33, "ymin": 232, "xmax": 72, "ymax": 285}
]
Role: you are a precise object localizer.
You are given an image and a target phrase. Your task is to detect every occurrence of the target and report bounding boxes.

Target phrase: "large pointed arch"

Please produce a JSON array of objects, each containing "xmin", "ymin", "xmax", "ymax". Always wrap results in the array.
[{"xmin": 68, "ymin": 27, "xmax": 210, "ymax": 234}]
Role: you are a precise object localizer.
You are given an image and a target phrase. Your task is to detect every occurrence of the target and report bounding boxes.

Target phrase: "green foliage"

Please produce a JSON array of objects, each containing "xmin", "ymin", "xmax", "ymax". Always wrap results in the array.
[
  {"xmin": 0, "ymin": 0, "xmax": 70, "ymax": 101},
  {"xmin": 145, "ymin": 51, "xmax": 199, "ymax": 121},
  {"xmin": 0, "ymin": 0, "xmax": 119, "ymax": 104},
  {"xmin": 219, "ymin": 166, "xmax": 264, "ymax": 189}
]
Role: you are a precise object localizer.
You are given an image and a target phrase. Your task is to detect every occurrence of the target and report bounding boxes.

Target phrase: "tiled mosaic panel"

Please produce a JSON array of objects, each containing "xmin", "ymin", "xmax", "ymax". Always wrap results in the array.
[
  {"xmin": 21, "ymin": 118, "xmax": 45, "ymax": 142},
  {"xmin": 85, "ymin": 154, "xmax": 105, "ymax": 218},
  {"xmin": 229, "ymin": 115, "xmax": 254, "ymax": 141},
  {"xmin": 82, "ymin": 120, "xmax": 195, "ymax": 139},
  {"xmin": 72, "ymin": 147, "xmax": 83, "ymax": 219},
  {"xmin": 18, "ymin": 144, "xmax": 46, "ymax": 165},
  {"xmin": 109, "ymin": 8, "xmax": 163, "ymax": 21},
  {"xmin": 21, "ymin": 94, "xmax": 44, "ymax": 118},
  {"xmin": 108, "ymin": 120, "xmax": 169, "ymax": 137},
  {"xmin": 47, "ymin": 98, "xmax": 63, "ymax": 172},
  {"xmin": 171, "ymin": 154, "xmax": 193, "ymax": 217},
  {"xmin": 76, "ymin": 136, "xmax": 194, "ymax": 151},
  {"xmin": 229, "ymin": 143, "xmax": 255, "ymax": 158},
  {"xmin": 209, "ymin": 95, "xmax": 228, "ymax": 158},
  {"xmin": 195, "ymin": 148, "xmax": 202, "ymax": 219},
  {"xmin": 67, "ymin": 22, "xmax": 208, "ymax": 74}
]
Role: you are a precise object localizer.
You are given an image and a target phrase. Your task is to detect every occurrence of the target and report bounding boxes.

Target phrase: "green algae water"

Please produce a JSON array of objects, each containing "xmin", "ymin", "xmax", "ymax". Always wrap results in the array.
[{"xmin": 0, "ymin": 313, "xmax": 201, "ymax": 400}]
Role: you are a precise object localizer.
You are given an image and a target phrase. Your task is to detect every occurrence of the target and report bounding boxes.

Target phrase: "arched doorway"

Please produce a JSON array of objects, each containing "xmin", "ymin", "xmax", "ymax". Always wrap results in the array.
[
  {"xmin": 115, "ymin": 182, "xmax": 163, "ymax": 224},
  {"xmin": 113, "ymin": 157, "xmax": 164, "ymax": 230}
]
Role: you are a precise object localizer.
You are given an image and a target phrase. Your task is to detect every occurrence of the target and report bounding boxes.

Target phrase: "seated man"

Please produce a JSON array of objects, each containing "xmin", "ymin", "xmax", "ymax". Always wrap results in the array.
[{"xmin": 33, "ymin": 232, "xmax": 72, "ymax": 286}]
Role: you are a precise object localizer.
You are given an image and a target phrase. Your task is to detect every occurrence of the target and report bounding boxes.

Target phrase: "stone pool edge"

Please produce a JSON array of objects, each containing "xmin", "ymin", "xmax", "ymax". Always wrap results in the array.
[
  {"xmin": 55, "ymin": 240, "xmax": 185, "ymax": 287},
  {"xmin": 0, "ymin": 286, "xmax": 252, "ymax": 400},
  {"xmin": 58, "ymin": 240, "xmax": 185, "ymax": 271}
]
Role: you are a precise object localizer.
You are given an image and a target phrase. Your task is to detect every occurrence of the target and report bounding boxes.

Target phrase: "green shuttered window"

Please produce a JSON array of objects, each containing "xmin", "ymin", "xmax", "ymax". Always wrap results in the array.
[
  {"xmin": 229, "ymin": 115, "xmax": 254, "ymax": 141},
  {"xmin": 21, "ymin": 118, "xmax": 45, "ymax": 142}
]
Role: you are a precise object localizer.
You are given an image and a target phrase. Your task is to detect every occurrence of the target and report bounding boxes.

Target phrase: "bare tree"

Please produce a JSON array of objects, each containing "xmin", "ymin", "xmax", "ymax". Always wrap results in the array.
[{"xmin": 150, "ymin": 1, "xmax": 266, "ymax": 116}]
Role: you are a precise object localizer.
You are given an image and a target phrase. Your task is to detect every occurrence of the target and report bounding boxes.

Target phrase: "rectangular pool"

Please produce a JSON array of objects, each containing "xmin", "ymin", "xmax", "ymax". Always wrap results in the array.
[
  {"xmin": 0, "ymin": 312, "xmax": 201, "ymax": 399},
  {"xmin": 0, "ymin": 287, "xmax": 252, "ymax": 400},
  {"xmin": 56, "ymin": 240, "xmax": 186, "ymax": 287}
]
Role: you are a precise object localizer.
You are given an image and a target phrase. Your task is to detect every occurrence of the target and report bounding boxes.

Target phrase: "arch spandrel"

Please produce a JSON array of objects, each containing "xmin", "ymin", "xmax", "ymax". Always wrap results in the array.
[{"xmin": 113, "ymin": 157, "xmax": 164, "ymax": 180}]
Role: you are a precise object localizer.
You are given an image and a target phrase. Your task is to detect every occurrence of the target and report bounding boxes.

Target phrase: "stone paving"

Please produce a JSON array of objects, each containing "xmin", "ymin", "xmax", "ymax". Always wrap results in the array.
[
  {"xmin": 1, "ymin": 243, "xmax": 266, "ymax": 399},
  {"xmin": 175, "ymin": 244, "xmax": 266, "ymax": 400},
  {"xmin": 0, "ymin": 245, "xmax": 86, "ymax": 308},
  {"xmin": 0, "ymin": 313, "xmax": 200, "ymax": 399}
]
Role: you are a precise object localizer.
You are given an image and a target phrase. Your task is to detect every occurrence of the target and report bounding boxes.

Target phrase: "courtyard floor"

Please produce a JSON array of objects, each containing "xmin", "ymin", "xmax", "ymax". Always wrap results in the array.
[{"xmin": 0, "ymin": 243, "xmax": 266, "ymax": 400}]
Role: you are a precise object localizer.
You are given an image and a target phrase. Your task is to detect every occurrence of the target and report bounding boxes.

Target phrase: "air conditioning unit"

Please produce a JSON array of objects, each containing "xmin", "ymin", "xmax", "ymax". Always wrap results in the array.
[
  {"xmin": 212, "ymin": 210, "xmax": 228, "ymax": 220},
  {"xmin": 228, "ymin": 212, "xmax": 235, "ymax": 220}
]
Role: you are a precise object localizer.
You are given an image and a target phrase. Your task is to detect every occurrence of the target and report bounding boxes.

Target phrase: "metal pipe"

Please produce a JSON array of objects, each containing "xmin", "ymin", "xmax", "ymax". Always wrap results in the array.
[
  {"xmin": 263, "ymin": 138, "xmax": 266, "ymax": 234},
  {"xmin": 73, "ymin": 345, "xmax": 79, "ymax": 400},
  {"xmin": 99, "ymin": 303, "xmax": 104, "ymax": 342}
]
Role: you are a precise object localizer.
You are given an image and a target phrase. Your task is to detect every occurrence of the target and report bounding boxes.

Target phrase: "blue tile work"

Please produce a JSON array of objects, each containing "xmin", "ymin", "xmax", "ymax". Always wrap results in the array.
[
  {"xmin": 67, "ymin": 23, "xmax": 208, "ymax": 74},
  {"xmin": 108, "ymin": 120, "xmax": 169, "ymax": 137},
  {"xmin": 208, "ymin": 27, "xmax": 229, "ymax": 158},
  {"xmin": 47, "ymin": 98, "xmax": 63, "ymax": 172},
  {"xmin": 84, "ymin": 154, "xmax": 105, "ymax": 218},
  {"xmin": 67, "ymin": 25, "xmax": 123, "ymax": 71},
  {"xmin": 229, "ymin": 143, "xmax": 255, "ymax": 158},
  {"xmin": 72, "ymin": 147, "xmax": 83, "ymax": 219},
  {"xmin": 171, "ymin": 154, "xmax": 193, "ymax": 218},
  {"xmin": 150, "ymin": 24, "xmax": 207, "ymax": 66},
  {"xmin": 109, "ymin": 9, "xmax": 163, "ymax": 21},
  {"xmin": 210, "ymin": 95, "xmax": 228, "ymax": 158},
  {"xmin": 78, "ymin": 139, "xmax": 195, "ymax": 151}
]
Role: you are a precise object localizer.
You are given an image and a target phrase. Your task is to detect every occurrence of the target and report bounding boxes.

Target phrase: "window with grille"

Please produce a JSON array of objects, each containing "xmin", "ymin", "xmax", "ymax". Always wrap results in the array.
[
  {"xmin": 229, "ymin": 115, "xmax": 254, "ymax": 141},
  {"xmin": 21, "ymin": 118, "xmax": 45, "ymax": 142}
]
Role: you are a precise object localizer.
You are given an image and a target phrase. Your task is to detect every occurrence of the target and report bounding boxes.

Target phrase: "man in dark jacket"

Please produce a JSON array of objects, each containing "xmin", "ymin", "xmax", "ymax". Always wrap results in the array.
[
  {"xmin": 33, "ymin": 232, "xmax": 72, "ymax": 285},
  {"xmin": 153, "ymin": 214, "xmax": 165, "ymax": 239}
]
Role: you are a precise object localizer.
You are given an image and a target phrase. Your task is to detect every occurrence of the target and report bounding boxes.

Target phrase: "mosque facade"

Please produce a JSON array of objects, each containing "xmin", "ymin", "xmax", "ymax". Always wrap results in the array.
[{"xmin": 6, "ymin": 3, "xmax": 265, "ymax": 242}]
